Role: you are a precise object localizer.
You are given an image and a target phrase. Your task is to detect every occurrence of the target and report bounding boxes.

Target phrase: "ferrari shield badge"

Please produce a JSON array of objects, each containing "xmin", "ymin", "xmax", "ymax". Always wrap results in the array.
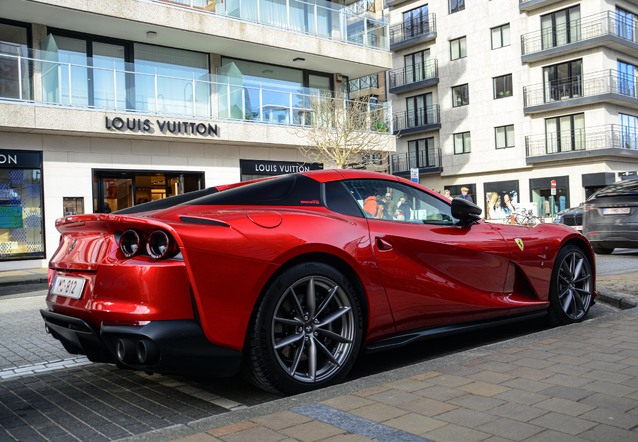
[{"xmin": 515, "ymin": 238, "xmax": 524, "ymax": 251}]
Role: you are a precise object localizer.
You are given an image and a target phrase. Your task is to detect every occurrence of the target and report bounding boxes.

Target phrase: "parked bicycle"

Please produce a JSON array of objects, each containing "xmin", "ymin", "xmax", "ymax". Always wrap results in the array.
[{"xmin": 511, "ymin": 208, "xmax": 543, "ymax": 226}]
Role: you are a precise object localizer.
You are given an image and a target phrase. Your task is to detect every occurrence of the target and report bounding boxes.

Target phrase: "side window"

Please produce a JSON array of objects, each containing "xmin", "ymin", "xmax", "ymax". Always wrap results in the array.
[{"xmin": 342, "ymin": 179, "xmax": 457, "ymax": 225}]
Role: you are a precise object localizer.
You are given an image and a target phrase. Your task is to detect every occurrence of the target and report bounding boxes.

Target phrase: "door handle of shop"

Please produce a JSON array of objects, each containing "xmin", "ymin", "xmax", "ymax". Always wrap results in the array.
[{"xmin": 376, "ymin": 238, "xmax": 393, "ymax": 251}]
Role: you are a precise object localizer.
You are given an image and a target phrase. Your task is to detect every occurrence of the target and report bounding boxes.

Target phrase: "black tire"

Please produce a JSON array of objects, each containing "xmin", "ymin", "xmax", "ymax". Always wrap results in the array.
[
  {"xmin": 592, "ymin": 245, "xmax": 614, "ymax": 255},
  {"xmin": 243, "ymin": 262, "xmax": 363, "ymax": 394},
  {"xmin": 547, "ymin": 245, "xmax": 594, "ymax": 326}
]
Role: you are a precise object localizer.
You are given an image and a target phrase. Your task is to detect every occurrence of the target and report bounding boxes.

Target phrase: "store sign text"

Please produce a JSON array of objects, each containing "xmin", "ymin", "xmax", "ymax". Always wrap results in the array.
[
  {"xmin": 0, "ymin": 154, "xmax": 18, "ymax": 165},
  {"xmin": 253, "ymin": 163, "xmax": 314, "ymax": 173},
  {"xmin": 105, "ymin": 116, "xmax": 219, "ymax": 137}
]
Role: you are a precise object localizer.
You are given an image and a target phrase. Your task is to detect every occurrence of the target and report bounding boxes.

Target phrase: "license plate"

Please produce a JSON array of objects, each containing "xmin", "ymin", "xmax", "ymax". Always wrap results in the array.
[
  {"xmin": 602, "ymin": 207, "xmax": 631, "ymax": 215},
  {"xmin": 51, "ymin": 276, "xmax": 86, "ymax": 299}
]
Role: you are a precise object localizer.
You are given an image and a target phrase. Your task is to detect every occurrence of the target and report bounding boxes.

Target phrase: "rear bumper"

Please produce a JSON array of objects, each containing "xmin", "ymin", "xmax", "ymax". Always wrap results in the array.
[{"xmin": 40, "ymin": 309, "xmax": 242, "ymax": 377}]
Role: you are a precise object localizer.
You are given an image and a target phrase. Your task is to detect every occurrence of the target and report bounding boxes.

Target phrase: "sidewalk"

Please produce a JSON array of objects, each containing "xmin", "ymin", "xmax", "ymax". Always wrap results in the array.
[
  {"xmin": 155, "ymin": 307, "xmax": 638, "ymax": 442},
  {"xmin": 0, "ymin": 267, "xmax": 48, "ymax": 287},
  {"xmin": 2, "ymin": 268, "xmax": 637, "ymax": 442}
]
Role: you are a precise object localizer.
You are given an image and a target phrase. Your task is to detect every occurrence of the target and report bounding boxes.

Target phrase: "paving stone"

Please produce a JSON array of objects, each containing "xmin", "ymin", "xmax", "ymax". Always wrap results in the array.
[
  {"xmin": 523, "ymin": 429, "xmax": 586, "ymax": 442},
  {"xmin": 579, "ymin": 407, "xmax": 638, "ymax": 430},
  {"xmin": 436, "ymin": 408, "xmax": 496, "ymax": 428},
  {"xmin": 366, "ymin": 389, "xmax": 423, "ymax": 407},
  {"xmin": 423, "ymin": 423, "xmax": 491, "ymax": 442},
  {"xmin": 502, "ymin": 378, "xmax": 553, "ymax": 393},
  {"xmin": 468, "ymin": 370, "xmax": 515, "ymax": 385},
  {"xmin": 414, "ymin": 384, "xmax": 467, "ymax": 401},
  {"xmin": 459, "ymin": 381, "xmax": 510, "ymax": 397},
  {"xmin": 542, "ymin": 373, "xmax": 595, "ymax": 388},
  {"xmin": 252, "ymin": 411, "xmax": 312, "ymax": 431},
  {"xmin": 475, "ymin": 417, "xmax": 544, "ymax": 441},
  {"xmin": 384, "ymin": 412, "xmax": 447, "ymax": 435},
  {"xmin": 580, "ymin": 392, "xmax": 638, "ymax": 413},
  {"xmin": 528, "ymin": 412, "xmax": 598, "ymax": 435},
  {"xmin": 397, "ymin": 396, "xmax": 459, "ymax": 416},
  {"xmin": 279, "ymin": 420, "xmax": 345, "ymax": 442},
  {"xmin": 221, "ymin": 425, "xmax": 288, "ymax": 442},
  {"xmin": 320, "ymin": 395, "xmax": 375, "ymax": 412},
  {"xmin": 533, "ymin": 397, "xmax": 596, "ymax": 417},
  {"xmin": 448, "ymin": 393, "xmax": 505, "ymax": 412},
  {"xmin": 489, "ymin": 402, "xmax": 548, "ymax": 422},
  {"xmin": 582, "ymin": 380, "xmax": 638, "ymax": 397},
  {"xmin": 539, "ymin": 385, "xmax": 593, "ymax": 402},
  {"xmin": 579, "ymin": 423, "xmax": 638, "ymax": 442},
  {"xmin": 427, "ymin": 374, "xmax": 475, "ymax": 388},
  {"xmin": 348, "ymin": 403, "xmax": 408, "ymax": 422}
]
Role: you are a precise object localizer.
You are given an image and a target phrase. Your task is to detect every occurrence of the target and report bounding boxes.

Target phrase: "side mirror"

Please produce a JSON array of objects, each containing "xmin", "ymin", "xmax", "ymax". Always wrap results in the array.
[{"xmin": 451, "ymin": 197, "xmax": 482, "ymax": 225}]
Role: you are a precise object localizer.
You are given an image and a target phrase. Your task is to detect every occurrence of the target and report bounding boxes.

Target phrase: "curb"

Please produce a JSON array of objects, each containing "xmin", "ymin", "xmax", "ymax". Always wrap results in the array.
[{"xmin": 597, "ymin": 290, "xmax": 638, "ymax": 310}]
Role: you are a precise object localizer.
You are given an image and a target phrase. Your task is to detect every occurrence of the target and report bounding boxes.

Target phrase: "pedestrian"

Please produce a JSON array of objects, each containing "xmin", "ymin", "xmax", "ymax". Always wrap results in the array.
[{"xmin": 458, "ymin": 186, "xmax": 473, "ymax": 203}]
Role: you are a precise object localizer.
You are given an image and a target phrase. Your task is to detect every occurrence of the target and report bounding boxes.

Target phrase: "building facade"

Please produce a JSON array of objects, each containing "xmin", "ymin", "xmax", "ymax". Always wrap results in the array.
[
  {"xmin": 0, "ymin": 0, "xmax": 394, "ymax": 270},
  {"xmin": 386, "ymin": 0, "xmax": 638, "ymax": 221}
]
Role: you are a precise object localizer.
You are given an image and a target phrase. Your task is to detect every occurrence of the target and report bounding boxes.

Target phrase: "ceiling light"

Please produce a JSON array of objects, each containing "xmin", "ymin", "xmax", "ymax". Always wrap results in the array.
[{"xmin": 146, "ymin": 31, "xmax": 157, "ymax": 39}]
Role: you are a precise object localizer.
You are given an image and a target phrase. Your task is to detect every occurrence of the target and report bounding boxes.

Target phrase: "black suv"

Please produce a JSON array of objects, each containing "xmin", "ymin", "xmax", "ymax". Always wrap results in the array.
[{"xmin": 582, "ymin": 178, "xmax": 638, "ymax": 254}]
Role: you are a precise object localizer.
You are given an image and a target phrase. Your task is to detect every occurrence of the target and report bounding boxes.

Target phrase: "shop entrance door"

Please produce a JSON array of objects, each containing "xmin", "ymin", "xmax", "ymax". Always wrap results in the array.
[{"xmin": 94, "ymin": 170, "xmax": 204, "ymax": 213}]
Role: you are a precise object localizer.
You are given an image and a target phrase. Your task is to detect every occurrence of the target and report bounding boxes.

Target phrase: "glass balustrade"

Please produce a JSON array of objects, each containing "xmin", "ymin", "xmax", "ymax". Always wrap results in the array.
[{"xmin": 0, "ymin": 43, "xmax": 392, "ymax": 131}]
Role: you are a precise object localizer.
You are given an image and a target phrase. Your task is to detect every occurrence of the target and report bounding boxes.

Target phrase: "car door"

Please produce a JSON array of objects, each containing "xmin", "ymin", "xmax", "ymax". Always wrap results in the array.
[{"xmin": 343, "ymin": 179, "xmax": 512, "ymax": 333}]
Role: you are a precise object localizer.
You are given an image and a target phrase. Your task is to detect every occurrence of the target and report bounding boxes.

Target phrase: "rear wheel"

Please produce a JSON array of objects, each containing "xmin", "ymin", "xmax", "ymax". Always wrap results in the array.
[
  {"xmin": 548, "ymin": 245, "xmax": 594, "ymax": 325},
  {"xmin": 243, "ymin": 262, "xmax": 363, "ymax": 394}
]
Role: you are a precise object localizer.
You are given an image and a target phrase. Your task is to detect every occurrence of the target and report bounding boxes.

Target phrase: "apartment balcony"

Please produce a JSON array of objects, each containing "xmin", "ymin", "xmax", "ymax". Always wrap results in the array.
[
  {"xmin": 519, "ymin": 0, "xmax": 566, "ymax": 13},
  {"xmin": 389, "ymin": 14, "xmax": 437, "ymax": 52},
  {"xmin": 525, "ymin": 125, "xmax": 638, "ymax": 164},
  {"xmin": 523, "ymin": 69, "xmax": 638, "ymax": 115},
  {"xmin": 521, "ymin": 11, "xmax": 638, "ymax": 63},
  {"xmin": 388, "ymin": 60, "xmax": 438, "ymax": 94},
  {"xmin": 163, "ymin": 0, "xmax": 388, "ymax": 50},
  {"xmin": 0, "ymin": 0, "xmax": 391, "ymax": 81},
  {"xmin": 389, "ymin": 148, "xmax": 442, "ymax": 176},
  {"xmin": 0, "ymin": 43, "xmax": 393, "ymax": 147},
  {"xmin": 392, "ymin": 105, "xmax": 441, "ymax": 135}
]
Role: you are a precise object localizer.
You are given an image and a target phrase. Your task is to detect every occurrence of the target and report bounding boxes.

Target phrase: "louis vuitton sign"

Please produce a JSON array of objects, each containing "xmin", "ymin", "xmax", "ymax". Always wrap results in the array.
[{"xmin": 105, "ymin": 116, "xmax": 220, "ymax": 137}]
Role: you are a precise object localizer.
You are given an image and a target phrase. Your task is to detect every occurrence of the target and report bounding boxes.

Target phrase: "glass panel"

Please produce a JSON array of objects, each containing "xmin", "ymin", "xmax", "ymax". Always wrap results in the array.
[
  {"xmin": 541, "ymin": 15, "xmax": 553, "ymax": 49},
  {"xmin": 0, "ymin": 168, "xmax": 45, "ymax": 260},
  {"xmin": 496, "ymin": 127, "xmax": 506, "ymax": 148},
  {"xmin": 559, "ymin": 115, "xmax": 572, "ymax": 152},
  {"xmin": 92, "ymin": 42, "xmax": 126, "ymax": 110},
  {"xmin": 545, "ymin": 118, "xmax": 558, "ymax": 153},
  {"xmin": 53, "ymin": 35, "xmax": 89, "ymax": 106},
  {"xmin": 573, "ymin": 114, "xmax": 585, "ymax": 150},
  {"xmin": 134, "ymin": 43, "xmax": 209, "ymax": 116},
  {"xmin": 0, "ymin": 23, "xmax": 29, "ymax": 100},
  {"xmin": 102, "ymin": 178, "xmax": 132, "ymax": 213}
]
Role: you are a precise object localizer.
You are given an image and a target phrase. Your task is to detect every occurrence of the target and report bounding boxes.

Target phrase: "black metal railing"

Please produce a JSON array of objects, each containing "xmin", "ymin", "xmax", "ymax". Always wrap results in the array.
[
  {"xmin": 349, "ymin": 74, "xmax": 379, "ymax": 93},
  {"xmin": 521, "ymin": 10, "xmax": 638, "ymax": 56},
  {"xmin": 389, "ymin": 14, "xmax": 436, "ymax": 46},
  {"xmin": 388, "ymin": 59, "xmax": 438, "ymax": 90},
  {"xmin": 390, "ymin": 148, "xmax": 442, "ymax": 174},
  {"xmin": 525, "ymin": 124, "xmax": 638, "ymax": 157},
  {"xmin": 392, "ymin": 105, "xmax": 440, "ymax": 133},
  {"xmin": 523, "ymin": 69, "xmax": 637, "ymax": 108}
]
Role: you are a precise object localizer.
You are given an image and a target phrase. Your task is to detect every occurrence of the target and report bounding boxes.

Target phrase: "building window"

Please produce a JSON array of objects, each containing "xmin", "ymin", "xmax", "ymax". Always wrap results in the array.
[
  {"xmin": 541, "ymin": 5, "xmax": 580, "ymax": 50},
  {"xmin": 618, "ymin": 61, "xmax": 636, "ymax": 97},
  {"xmin": 454, "ymin": 131, "xmax": 471, "ymax": 154},
  {"xmin": 404, "ymin": 49, "xmax": 433, "ymax": 84},
  {"xmin": 450, "ymin": 36, "xmax": 467, "ymax": 60},
  {"xmin": 452, "ymin": 84, "xmax": 469, "ymax": 107},
  {"xmin": 0, "ymin": 150, "xmax": 45, "ymax": 261},
  {"xmin": 530, "ymin": 176, "xmax": 569, "ymax": 218},
  {"xmin": 491, "ymin": 24, "xmax": 510, "ymax": 49},
  {"xmin": 450, "ymin": 0, "xmax": 465, "ymax": 14},
  {"xmin": 493, "ymin": 74, "xmax": 512, "ymax": 99},
  {"xmin": 495, "ymin": 125, "xmax": 515, "ymax": 149},
  {"xmin": 543, "ymin": 59, "xmax": 582, "ymax": 102},
  {"xmin": 0, "ymin": 20, "xmax": 30, "ymax": 100},
  {"xmin": 408, "ymin": 138, "xmax": 436, "ymax": 168},
  {"xmin": 616, "ymin": 7, "xmax": 635, "ymax": 41},
  {"xmin": 406, "ymin": 93, "xmax": 434, "ymax": 127},
  {"xmin": 619, "ymin": 113, "xmax": 637, "ymax": 149},
  {"xmin": 545, "ymin": 113, "xmax": 585, "ymax": 154},
  {"xmin": 403, "ymin": 4, "xmax": 430, "ymax": 39}
]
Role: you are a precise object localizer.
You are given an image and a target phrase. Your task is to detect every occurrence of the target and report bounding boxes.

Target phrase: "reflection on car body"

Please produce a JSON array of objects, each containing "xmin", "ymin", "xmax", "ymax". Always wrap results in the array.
[{"xmin": 41, "ymin": 170, "xmax": 596, "ymax": 394}]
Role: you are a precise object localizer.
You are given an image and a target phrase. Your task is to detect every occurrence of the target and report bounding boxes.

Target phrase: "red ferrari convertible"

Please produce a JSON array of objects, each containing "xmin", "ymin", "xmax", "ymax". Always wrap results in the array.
[{"xmin": 41, "ymin": 169, "xmax": 595, "ymax": 394}]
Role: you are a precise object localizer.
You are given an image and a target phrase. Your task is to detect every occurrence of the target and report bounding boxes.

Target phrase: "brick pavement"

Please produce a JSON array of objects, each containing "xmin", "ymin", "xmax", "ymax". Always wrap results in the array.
[{"xmin": 162, "ymin": 310, "xmax": 638, "ymax": 442}]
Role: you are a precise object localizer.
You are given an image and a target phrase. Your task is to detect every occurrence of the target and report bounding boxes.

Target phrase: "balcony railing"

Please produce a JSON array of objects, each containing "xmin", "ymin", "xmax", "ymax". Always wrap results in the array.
[
  {"xmin": 346, "ymin": 0, "xmax": 376, "ymax": 15},
  {"xmin": 392, "ymin": 105, "xmax": 440, "ymax": 133},
  {"xmin": 389, "ymin": 14, "xmax": 436, "ymax": 47},
  {"xmin": 349, "ymin": 74, "xmax": 379, "ymax": 92},
  {"xmin": 0, "ymin": 43, "xmax": 392, "ymax": 130},
  {"xmin": 388, "ymin": 59, "xmax": 438, "ymax": 91},
  {"xmin": 523, "ymin": 69, "xmax": 637, "ymax": 108},
  {"xmin": 525, "ymin": 124, "xmax": 638, "ymax": 157},
  {"xmin": 158, "ymin": 0, "xmax": 389, "ymax": 50},
  {"xmin": 521, "ymin": 10, "xmax": 638, "ymax": 56},
  {"xmin": 390, "ymin": 148, "xmax": 441, "ymax": 174}
]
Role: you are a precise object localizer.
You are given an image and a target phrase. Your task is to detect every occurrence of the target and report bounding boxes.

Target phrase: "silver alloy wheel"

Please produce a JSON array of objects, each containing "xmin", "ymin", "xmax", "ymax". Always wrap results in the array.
[
  {"xmin": 271, "ymin": 275, "xmax": 355, "ymax": 384},
  {"xmin": 556, "ymin": 249, "xmax": 593, "ymax": 320}
]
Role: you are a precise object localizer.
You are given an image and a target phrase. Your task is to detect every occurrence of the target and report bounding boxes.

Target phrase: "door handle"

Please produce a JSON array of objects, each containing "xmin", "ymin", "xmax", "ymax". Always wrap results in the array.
[{"xmin": 376, "ymin": 237, "xmax": 393, "ymax": 251}]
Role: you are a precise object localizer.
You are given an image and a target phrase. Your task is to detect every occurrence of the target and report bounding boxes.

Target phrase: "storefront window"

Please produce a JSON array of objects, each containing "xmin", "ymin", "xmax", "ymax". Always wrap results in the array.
[
  {"xmin": 530, "ymin": 176, "xmax": 569, "ymax": 218},
  {"xmin": 0, "ymin": 150, "xmax": 45, "ymax": 261},
  {"xmin": 484, "ymin": 180, "xmax": 519, "ymax": 221}
]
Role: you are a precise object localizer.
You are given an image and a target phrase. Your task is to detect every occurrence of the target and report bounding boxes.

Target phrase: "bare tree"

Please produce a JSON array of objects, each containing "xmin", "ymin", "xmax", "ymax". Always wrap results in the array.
[{"xmin": 292, "ymin": 92, "xmax": 394, "ymax": 170}]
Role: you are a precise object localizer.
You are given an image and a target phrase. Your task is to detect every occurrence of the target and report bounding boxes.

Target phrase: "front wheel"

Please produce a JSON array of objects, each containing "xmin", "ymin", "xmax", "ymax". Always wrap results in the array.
[
  {"xmin": 547, "ymin": 245, "xmax": 594, "ymax": 325},
  {"xmin": 243, "ymin": 262, "xmax": 363, "ymax": 394}
]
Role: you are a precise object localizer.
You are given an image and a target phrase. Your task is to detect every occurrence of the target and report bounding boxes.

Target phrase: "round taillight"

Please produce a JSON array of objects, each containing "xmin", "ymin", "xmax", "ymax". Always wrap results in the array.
[
  {"xmin": 146, "ymin": 230, "xmax": 176, "ymax": 259},
  {"xmin": 119, "ymin": 230, "xmax": 141, "ymax": 258}
]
